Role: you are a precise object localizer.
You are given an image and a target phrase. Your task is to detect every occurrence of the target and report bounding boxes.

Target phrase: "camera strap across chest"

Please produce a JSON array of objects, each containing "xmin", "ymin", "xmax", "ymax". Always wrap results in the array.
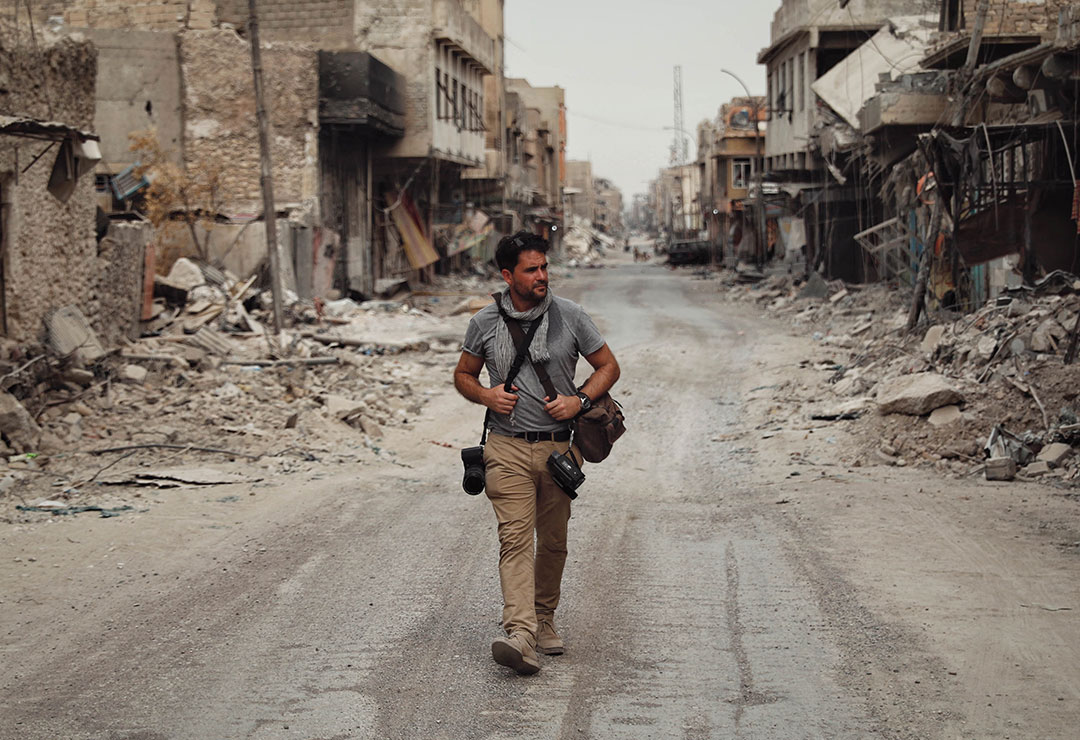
[
  {"xmin": 499, "ymin": 315, "xmax": 559, "ymax": 402},
  {"xmin": 480, "ymin": 300, "xmax": 545, "ymax": 446}
]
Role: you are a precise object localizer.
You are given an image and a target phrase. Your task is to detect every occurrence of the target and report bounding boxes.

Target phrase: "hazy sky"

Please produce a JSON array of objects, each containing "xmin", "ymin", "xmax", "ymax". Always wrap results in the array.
[{"xmin": 505, "ymin": 1, "xmax": 778, "ymax": 201}]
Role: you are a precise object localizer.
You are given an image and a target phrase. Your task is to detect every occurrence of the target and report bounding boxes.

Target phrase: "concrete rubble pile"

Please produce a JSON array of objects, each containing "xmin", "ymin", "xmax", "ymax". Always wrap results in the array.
[
  {"xmin": 1, "ymin": 258, "xmax": 496, "ymax": 519},
  {"xmin": 719, "ymin": 269, "xmax": 1080, "ymax": 485},
  {"xmin": 562, "ymin": 218, "xmax": 613, "ymax": 267}
]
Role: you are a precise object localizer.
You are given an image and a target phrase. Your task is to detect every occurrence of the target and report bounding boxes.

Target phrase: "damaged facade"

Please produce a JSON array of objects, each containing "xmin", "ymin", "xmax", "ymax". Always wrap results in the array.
[
  {"xmin": 0, "ymin": 23, "xmax": 146, "ymax": 347},
  {"xmin": 750, "ymin": 0, "xmax": 1079, "ymax": 311},
  {"xmin": 0, "ymin": 0, "xmax": 599, "ymax": 318}
]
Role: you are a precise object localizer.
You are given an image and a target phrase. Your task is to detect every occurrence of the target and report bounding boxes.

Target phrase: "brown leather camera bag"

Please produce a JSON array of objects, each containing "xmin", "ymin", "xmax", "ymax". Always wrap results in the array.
[{"xmin": 574, "ymin": 393, "xmax": 625, "ymax": 463}]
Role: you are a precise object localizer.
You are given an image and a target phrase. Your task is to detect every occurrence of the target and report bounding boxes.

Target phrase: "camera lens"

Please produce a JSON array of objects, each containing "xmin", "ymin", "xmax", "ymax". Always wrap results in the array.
[{"xmin": 462, "ymin": 466, "xmax": 485, "ymax": 495}]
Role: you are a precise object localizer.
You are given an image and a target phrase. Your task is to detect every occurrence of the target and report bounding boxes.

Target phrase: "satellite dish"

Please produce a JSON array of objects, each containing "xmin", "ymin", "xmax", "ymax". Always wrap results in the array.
[{"xmin": 731, "ymin": 110, "xmax": 751, "ymax": 128}]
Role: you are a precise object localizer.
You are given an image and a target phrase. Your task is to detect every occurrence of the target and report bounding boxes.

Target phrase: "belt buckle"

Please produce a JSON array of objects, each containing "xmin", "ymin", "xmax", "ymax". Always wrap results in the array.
[{"xmin": 526, "ymin": 431, "xmax": 541, "ymax": 442}]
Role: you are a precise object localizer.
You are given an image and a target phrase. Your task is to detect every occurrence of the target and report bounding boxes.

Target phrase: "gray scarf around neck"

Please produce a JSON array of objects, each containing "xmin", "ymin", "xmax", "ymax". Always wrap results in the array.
[{"xmin": 493, "ymin": 290, "xmax": 553, "ymax": 379}]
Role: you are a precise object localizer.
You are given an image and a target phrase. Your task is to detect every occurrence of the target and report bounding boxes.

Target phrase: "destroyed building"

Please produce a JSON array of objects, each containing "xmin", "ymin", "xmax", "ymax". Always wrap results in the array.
[
  {"xmin": 696, "ymin": 97, "xmax": 768, "ymax": 264},
  {"xmin": 498, "ymin": 79, "xmax": 567, "ymax": 244},
  {"xmin": 756, "ymin": 0, "xmax": 941, "ymax": 282},
  {"xmin": 848, "ymin": 1, "xmax": 1080, "ymax": 313},
  {"xmin": 0, "ymin": 22, "xmax": 146, "ymax": 347},
  {"xmin": 3, "ymin": 0, "xmax": 564, "ymax": 305},
  {"xmin": 652, "ymin": 163, "xmax": 701, "ymax": 242}
]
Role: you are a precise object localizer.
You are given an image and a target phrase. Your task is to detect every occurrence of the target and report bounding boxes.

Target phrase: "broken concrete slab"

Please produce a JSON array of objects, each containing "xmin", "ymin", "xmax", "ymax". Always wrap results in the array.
[
  {"xmin": 811, "ymin": 397, "xmax": 869, "ymax": 421},
  {"xmin": 358, "ymin": 416, "xmax": 383, "ymax": 438},
  {"xmin": 928, "ymin": 404, "xmax": 963, "ymax": 426},
  {"xmin": 324, "ymin": 394, "xmax": 363, "ymax": 420},
  {"xmin": 876, "ymin": 373, "xmax": 964, "ymax": 416},
  {"xmin": 46, "ymin": 305, "xmax": 106, "ymax": 364},
  {"xmin": 121, "ymin": 364, "xmax": 148, "ymax": 384},
  {"xmin": 985, "ymin": 457, "xmax": 1017, "ymax": 481},
  {"xmin": 921, "ymin": 325, "xmax": 946, "ymax": 354},
  {"xmin": 1037, "ymin": 442, "xmax": 1073, "ymax": 467},
  {"xmin": 0, "ymin": 391, "xmax": 42, "ymax": 453},
  {"xmin": 1021, "ymin": 460, "xmax": 1052, "ymax": 477},
  {"xmin": 797, "ymin": 272, "xmax": 829, "ymax": 300},
  {"xmin": 165, "ymin": 258, "xmax": 206, "ymax": 291}
]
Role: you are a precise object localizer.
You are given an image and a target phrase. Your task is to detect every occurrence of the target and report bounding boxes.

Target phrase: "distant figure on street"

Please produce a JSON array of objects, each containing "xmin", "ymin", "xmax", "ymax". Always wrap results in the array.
[{"xmin": 454, "ymin": 230, "xmax": 620, "ymax": 675}]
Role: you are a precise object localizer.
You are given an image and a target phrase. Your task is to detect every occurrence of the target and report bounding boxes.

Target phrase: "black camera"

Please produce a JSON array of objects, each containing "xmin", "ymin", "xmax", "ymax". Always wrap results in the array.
[
  {"xmin": 547, "ymin": 449, "xmax": 585, "ymax": 500},
  {"xmin": 461, "ymin": 446, "xmax": 486, "ymax": 495}
]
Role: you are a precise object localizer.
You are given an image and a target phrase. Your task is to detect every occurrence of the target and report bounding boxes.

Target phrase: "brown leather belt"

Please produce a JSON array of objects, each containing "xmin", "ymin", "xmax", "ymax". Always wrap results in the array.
[{"xmin": 513, "ymin": 430, "xmax": 571, "ymax": 443}]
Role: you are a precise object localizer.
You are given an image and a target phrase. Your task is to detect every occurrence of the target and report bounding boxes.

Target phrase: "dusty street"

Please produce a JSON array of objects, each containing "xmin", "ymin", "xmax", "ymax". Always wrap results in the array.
[{"xmin": 2, "ymin": 253, "xmax": 1079, "ymax": 740}]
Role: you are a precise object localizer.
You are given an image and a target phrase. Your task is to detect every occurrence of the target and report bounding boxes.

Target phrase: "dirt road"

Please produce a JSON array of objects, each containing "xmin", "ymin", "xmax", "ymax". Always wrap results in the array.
[{"xmin": 2, "ymin": 254, "xmax": 1078, "ymax": 739}]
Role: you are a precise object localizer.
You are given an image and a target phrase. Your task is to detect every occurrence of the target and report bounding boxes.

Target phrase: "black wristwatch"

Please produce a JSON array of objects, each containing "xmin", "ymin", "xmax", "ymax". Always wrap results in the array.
[{"xmin": 575, "ymin": 392, "xmax": 592, "ymax": 415}]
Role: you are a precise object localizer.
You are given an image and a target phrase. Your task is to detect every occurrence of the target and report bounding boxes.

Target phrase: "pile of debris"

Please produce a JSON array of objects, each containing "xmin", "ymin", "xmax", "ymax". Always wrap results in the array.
[
  {"xmin": 562, "ymin": 218, "xmax": 615, "ymax": 267},
  {"xmin": 1, "ymin": 258, "xmax": 496, "ymax": 518},
  {"xmin": 718, "ymin": 268, "xmax": 1080, "ymax": 485}
]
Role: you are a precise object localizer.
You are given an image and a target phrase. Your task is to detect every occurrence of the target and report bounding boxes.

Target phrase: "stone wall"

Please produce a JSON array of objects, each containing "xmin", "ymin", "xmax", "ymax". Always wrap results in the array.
[
  {"xmin": 0, "ymin": 26, "xmax": 102, "ymax": 344},
  {"xmin": 178, "ymin": 29, "xmax": 319, "ymax": 213}
]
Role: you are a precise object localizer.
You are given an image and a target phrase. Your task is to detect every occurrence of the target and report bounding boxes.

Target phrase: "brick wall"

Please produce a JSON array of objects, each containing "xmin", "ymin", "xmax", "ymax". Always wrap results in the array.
[
  {"xmin": 961, "ymin": 0, "xmax": 1069, "ymax": 37},
  {"xmin": 0, "ymin": 0, "xmax": 216, "ymax": 31},
  {"xmin": 179, "ymin": 29, "xmax": 318, "ymax": 213},
  {"xmin": 216, "ymin": 0, "xmax": 352, "ymax": 45}
]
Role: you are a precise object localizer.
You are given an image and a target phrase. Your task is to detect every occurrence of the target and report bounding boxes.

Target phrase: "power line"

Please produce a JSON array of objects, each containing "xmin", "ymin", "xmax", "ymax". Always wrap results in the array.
[{"xmin": 564, "ymin": 108, "xmax": 670, "ymax": 133}]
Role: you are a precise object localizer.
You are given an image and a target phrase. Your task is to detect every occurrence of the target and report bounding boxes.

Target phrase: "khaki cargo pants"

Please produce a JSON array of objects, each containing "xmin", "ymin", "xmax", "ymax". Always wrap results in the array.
[{"xmin": 483, "ymin": 432, "xmax": 577, "ymax": 639}]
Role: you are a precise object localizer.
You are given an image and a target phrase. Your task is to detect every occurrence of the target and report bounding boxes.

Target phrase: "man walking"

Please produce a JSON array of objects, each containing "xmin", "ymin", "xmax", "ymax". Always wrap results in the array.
[{"xmin": 454, "ymin": 231, "xmax": 620, "ymax": 674}]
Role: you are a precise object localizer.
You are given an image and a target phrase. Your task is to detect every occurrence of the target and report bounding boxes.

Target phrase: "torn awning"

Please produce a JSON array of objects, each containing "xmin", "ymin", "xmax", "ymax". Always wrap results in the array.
[
  {"xmin": 0, "ymin": 114, "xmax": 99, "ymax": 142},
  {"xmin": 388, "ymin": 191, "xmax": 439, "ymax": 269}
]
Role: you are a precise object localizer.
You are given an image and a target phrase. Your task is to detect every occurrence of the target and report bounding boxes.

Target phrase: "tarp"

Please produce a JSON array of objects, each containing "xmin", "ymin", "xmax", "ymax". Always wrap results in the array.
[
  {"xmin": 810, "ymin": 18, "xmax": 934, "ymax": 129},
  {"xmin": 388, "ymin": 191, "xmax": 439, "ymax": 269}
]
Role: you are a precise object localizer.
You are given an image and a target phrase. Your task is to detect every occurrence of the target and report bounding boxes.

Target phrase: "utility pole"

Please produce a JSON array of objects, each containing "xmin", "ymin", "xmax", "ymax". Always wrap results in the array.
[
  {"xmin": 247, "ymin": 0, "xmax": 284, "ymax": 334},
  {"xmin": 952, "ymin": 0, "xmax": 991, "ymax": 125},
  {"xmin": 672, "ymin": 66, "xmax": 687, "ymax": 165}
]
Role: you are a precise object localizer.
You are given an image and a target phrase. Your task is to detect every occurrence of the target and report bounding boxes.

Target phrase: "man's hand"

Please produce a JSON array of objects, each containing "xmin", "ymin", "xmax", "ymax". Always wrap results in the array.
[
  {"xmin": 544, "ymin": 394, "xmax": 582, "ymax": 421},
  {"xmin": 486, "ymin": 385, "xmax": 520, "ymax": 414}
]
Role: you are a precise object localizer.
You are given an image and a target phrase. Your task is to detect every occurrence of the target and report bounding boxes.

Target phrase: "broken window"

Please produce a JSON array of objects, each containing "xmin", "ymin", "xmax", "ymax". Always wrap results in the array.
[{"xmin": 732, "ymin": 158, "xmax": 752, "ymax": 189}]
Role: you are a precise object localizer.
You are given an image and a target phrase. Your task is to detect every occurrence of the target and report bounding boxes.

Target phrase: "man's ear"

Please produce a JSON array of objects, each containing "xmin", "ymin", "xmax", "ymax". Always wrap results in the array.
[{"xmin": 501, "ymin": 268, "xmax": 513, "ymax": 285}]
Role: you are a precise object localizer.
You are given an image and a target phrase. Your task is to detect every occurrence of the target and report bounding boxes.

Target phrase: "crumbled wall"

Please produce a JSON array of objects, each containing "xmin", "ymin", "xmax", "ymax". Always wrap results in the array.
[
  {"xmin": 94, "ymin": 222, "xmax": 149, "ymax": 345},
  {"xmin": 178, "ymin": 29, "xmax": 318, "ymax": 213},
  {"xmin": 0, "ymin": 26, "xmax": 102, "ymax": 344}
]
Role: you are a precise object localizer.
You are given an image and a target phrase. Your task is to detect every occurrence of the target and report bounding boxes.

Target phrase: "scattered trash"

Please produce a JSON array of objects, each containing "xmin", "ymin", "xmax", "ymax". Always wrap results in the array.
[{"xmin": 16, "ymin": 504, "xmax": 135, "ymax": 517}]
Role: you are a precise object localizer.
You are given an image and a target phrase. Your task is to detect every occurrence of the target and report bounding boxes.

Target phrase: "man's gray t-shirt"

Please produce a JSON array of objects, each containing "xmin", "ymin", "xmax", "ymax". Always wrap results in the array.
[{"xmin": 462, "ymin": 296, "xmax": 605, "ymax": 435}]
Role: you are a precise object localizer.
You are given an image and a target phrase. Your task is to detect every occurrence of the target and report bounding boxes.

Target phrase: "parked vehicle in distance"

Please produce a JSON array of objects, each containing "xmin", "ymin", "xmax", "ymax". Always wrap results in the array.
[{"xmin": 666, "ymin": 240, "xmax": 711, "ymax": 265}]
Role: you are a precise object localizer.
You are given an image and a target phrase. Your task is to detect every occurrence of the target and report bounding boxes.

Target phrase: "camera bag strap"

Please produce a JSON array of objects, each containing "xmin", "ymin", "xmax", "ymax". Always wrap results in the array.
[{"xmin": 480, "ymin": 295, "xmax": 545, "ymax": 446}]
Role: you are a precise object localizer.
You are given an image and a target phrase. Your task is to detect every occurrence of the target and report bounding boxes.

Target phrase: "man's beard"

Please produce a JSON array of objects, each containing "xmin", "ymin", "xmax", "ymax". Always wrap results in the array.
[{"xmin": 514, "ymin": 282, "xmax": 547, "ymax": 304}]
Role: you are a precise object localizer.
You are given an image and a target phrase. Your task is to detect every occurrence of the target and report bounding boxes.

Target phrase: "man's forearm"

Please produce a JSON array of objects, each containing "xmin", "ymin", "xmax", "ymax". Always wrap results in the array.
[
  {"xmin": 455, "ymin": 371, "xmax": 492, "ymax": 407},
  {"xmin": 579, "ymin": 361, "xmax": 620, "ymax": 402}
]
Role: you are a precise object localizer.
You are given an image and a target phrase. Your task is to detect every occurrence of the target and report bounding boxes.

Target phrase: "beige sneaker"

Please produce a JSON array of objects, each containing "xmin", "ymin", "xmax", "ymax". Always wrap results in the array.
[
  {"xmin": 491, "ymin": 632, "xmax": 541, "ymax": 675},
  {"xmin": 536, "ymin": 619, "xmax": 564, "ymax": 656}
]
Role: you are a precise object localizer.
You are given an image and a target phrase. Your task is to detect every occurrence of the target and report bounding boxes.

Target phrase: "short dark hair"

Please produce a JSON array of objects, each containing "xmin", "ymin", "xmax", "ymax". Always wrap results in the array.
[{"xmin": 495, "ymin": 230, "xmax": 549, "ymax": 272}]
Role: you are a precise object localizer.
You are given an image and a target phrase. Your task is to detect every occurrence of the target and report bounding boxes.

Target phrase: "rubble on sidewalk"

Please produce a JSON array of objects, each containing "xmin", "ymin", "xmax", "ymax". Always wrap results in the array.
[
  {"xmin": 713, "ymin": 266, "xmax": 1080, "ymax": 486},
  {"xmin": 0, "ymin": 259, "xmax": 502, "ymax": 522}
]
